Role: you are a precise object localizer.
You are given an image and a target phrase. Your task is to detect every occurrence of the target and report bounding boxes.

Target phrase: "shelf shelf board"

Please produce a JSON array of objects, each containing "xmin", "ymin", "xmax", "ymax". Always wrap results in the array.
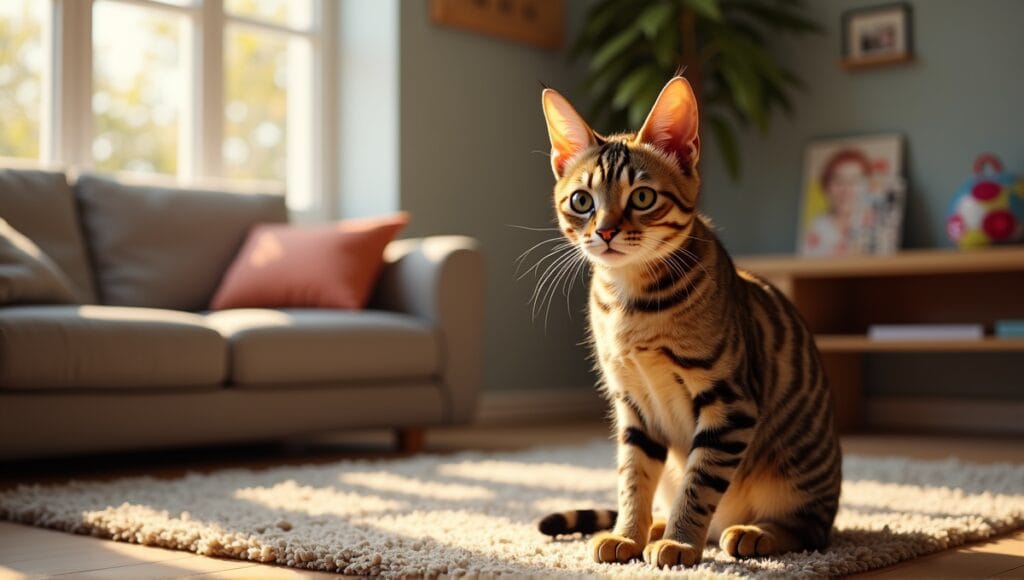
[
  {"xmin": 736, "ymin": 246, "xmax": 1024, "ymax": 279},
  {"xmin": 815, "ymin": 334, "xmax": 1024, "ymax": 353}
]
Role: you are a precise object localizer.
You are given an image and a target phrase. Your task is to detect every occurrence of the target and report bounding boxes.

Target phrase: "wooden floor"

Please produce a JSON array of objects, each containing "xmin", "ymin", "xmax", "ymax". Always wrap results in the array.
[{"xmin": 1, "ymin": 422, "xmax": 1022, "ymax": 578}]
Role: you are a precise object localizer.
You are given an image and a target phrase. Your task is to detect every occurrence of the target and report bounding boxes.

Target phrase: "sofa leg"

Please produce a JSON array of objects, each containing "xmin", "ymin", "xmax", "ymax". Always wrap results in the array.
[{"xmin": 396, "ymin": 428, "xmax": 425, "ymax": 454}]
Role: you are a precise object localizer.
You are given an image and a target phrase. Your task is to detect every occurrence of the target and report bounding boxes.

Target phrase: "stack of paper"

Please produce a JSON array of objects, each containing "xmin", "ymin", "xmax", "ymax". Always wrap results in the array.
[{"xmin": 867, "ymin": 324, "xmax": 984, "ymax": 341}]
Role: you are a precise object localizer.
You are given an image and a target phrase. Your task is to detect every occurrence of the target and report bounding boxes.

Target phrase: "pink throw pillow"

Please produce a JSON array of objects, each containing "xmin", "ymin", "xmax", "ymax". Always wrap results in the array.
[{"xmin": 210, "ymin": 213, "xmax": 409, "ymax": 310}]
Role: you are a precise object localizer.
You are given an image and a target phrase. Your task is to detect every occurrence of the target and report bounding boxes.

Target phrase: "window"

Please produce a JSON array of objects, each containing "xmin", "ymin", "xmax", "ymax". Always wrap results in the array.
[
  {"xmin": 0, "ymin": 0, "xmax": 46, "ymax": 159},
  {"xmin": 0, "ymin": 0, "xmax": 335, "ymax": 216},
  {"xmin": 92, "ymin": 1, "xmax": 184, "ymax": 174},
  {"xmin": 223, "ymin": 0, "xmax": 315, "ymax": 208}
]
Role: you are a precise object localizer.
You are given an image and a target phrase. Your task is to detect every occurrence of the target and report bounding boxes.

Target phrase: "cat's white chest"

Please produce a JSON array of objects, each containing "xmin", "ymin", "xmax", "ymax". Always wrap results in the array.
[
  {"xmin": 628, "ymin": 348, "xmax": 698, "ymax": 446},
  {"xmin": 594, "ymin": 321, "xmax": 696, "ymax": 446}
]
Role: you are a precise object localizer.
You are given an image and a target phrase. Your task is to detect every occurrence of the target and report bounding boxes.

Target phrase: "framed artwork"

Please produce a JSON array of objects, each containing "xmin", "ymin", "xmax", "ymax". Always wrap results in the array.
[
  {"xmin": 840, "ymin": 3, "xmax": 913, "ymax": 69},
  {"xmin": 430, "ymin": 0, "xmax": 564, "ymax": 51},
  {"xmin": 798, "ymin": 134, "xmax": 906, "ymax": 257}
]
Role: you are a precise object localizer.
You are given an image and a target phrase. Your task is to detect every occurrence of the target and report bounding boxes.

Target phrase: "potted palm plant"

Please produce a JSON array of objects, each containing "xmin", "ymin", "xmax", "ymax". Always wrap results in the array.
[{"xmin": 571, "ymin": 0, "xmax": 820, "ymax": 178}]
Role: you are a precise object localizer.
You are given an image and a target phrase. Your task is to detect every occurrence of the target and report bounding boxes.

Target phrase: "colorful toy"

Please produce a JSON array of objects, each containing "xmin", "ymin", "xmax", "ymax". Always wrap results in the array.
[{"xmin": 946, "ymin": 154, "xmax": 1024, "ymax": 248}]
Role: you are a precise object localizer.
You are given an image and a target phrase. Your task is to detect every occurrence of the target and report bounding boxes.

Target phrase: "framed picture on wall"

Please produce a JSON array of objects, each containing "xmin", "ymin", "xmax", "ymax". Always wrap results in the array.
[
  {"xmin": 840, "ymin": 3, "xmax": 913, "ymax": 69},
  {"xmin": 798, "ymin": 134, "xmax": 906, "ymax": 257}
]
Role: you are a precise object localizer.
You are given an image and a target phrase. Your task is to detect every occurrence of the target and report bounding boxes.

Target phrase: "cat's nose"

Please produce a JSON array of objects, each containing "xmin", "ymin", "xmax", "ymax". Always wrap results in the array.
[{"xmin": 596, "ymin": 227, "xmax": 620, "ymax": 243}]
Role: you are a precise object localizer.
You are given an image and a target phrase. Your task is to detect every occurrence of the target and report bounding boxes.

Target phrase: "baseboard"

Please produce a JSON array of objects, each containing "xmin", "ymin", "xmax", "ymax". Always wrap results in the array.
[
  {"xmin": 475, "ymin": 388, "xmax": 607, "ymax": 425},
  {"xmin": 865, "ymin": 396, "xmax": 1024, "ymax": 435}
]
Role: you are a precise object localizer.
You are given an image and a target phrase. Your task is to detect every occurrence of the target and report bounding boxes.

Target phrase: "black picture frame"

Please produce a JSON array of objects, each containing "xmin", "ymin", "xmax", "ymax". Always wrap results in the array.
[{"xmin": 840, "ymin": 2, "xmax": 914, "ymax": 70}]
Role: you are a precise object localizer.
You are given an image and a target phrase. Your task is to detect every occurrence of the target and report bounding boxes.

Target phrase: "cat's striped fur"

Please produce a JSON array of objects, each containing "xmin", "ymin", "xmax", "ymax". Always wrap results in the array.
[{"xmin": 537, "ymin": 77, "xmax": 840, "ymax": 567}]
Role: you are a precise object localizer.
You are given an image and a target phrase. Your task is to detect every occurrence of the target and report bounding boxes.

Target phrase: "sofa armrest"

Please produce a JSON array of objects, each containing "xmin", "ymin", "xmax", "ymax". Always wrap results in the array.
[{"xmin": 371, "ymin": 236, "xmax": 484, "ymax": 424}]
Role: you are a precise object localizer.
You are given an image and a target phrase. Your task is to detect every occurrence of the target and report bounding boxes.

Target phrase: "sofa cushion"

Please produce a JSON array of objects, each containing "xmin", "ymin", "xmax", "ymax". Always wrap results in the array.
[
  {"xmin": 0, "ymin": 169, "xmax": 96, "ymax": 302},
  {"xmin": 74, "ymin": 174, "xmax": 287, "ymax": 311},
  {"xmin": 205, "ymin": 308, "xmax": 439, "ymax": 386},
  {"xmin": 0, "ymin": 305, "xmax": 227, "ymax": 389},
  {"xmin": 0, "ymin": 218, "xmax": 80, "ymax": 305},
  {"xmin": 210, "ymin": 213, "xmax": 409, "ymax": 311}
]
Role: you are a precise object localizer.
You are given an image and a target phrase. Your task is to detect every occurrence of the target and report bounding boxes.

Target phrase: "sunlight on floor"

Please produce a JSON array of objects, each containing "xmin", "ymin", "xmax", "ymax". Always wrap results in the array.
[
  {"xmin": 339, "ymin": 471, "xmax": 495, "ymax": 501},
  {"xmin": 234, "ymin": 480, "xmax": 403, "ymax": 516},
  {"xmin": 437, "ymin": 460, "xmax": 615, "ymax": 491}
]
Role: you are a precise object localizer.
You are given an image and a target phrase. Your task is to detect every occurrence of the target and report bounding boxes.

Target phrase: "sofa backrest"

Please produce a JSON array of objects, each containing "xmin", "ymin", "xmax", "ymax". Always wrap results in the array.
[
  {"xmin": 74, "ymin": 174, "xmax": 287, "ymax": 311},
  {"xmin": 0, "ymin": 169, "xmax": 98, "ymax": 303}
]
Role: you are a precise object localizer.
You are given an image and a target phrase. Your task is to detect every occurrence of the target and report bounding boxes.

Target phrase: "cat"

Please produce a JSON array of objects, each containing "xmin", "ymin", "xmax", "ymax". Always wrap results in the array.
[{"xmin": 535, "ymin": 76, "xmax": 841, "ymax": 568}]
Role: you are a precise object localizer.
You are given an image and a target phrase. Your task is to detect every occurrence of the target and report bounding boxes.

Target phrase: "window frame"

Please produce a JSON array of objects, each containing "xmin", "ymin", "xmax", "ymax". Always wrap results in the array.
[{"xmin": 38, "ymin": 0, "xmax": 336, "ymax": 219}]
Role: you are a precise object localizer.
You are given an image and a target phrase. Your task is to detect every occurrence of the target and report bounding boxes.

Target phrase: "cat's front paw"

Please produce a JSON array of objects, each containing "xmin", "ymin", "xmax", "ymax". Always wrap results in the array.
[
  {"xmin": 590, "ymin": 532, "xmax": 643, "ymax": 563},
  {"xmin": 643, "ymin": 538, "xmax": 702, "ymax": 568}
]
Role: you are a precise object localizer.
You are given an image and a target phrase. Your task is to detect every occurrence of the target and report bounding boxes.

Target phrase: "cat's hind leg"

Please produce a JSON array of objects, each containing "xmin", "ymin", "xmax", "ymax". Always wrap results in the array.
[
  {"xmin": 720, "ymin": 507, "xmax": 834, "ymax": 559},
  {"xmin": 720, "ymin": 522, "xmax": 799, "ymax": 558}
]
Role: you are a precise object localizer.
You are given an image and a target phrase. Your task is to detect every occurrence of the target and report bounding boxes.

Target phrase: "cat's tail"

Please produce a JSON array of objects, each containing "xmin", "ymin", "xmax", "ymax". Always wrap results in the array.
[{"xmin": 537, "ymin": 509, "xmax": 617, "ymax": 536}]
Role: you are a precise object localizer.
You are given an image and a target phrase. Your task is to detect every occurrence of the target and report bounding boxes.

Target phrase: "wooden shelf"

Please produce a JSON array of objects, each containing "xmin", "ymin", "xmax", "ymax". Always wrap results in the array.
[
  {"xmin": 735, "ymin": 246, "xmax": 1024, "ymax": 434},
  {"xmin": 736, "ymin": 246, "xmax": 1024, "ymax": 279},
  {"xmin": 815, "ymin": 334, "xmax": 1024, "ymax": 353}
]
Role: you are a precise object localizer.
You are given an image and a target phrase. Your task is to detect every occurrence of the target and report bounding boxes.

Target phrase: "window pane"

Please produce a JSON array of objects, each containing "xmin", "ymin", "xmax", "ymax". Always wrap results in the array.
[
  {"xmin": 225, "ymin": 0, "xmax": 312, "ymax": 29},
  {"xmin": 0, "ymin": 0, "xmax": 45, "ymax": 159},
  {"xmin": 224, "ymin": 26, "xmax": 314, "ymax": 210},
  {"xmin": 93, "ymin": 1, "xmax": 183, "ymax": 175},
  {"xmin": 223, "ymin": 26, "xmax": 288, "ymax": 184}
]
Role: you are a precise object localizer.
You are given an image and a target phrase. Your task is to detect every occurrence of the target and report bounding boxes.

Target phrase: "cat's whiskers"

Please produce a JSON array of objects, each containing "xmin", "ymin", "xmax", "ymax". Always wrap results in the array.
[
  {"xmin": 650, "ymin": 233, "xmax": 711, "ymax": 282},
  {"xmin": 528, "ymin": 244, "xmax": 579, "ymax": 308},
  {"xmin": 517, "ymin": 241, "xmax": 574, "ymax": 280},
  {"xmin": 640, "ymin": 257, "xmax": 663, "ymax": 309},
  {"xmin": 636, "ymin": 237, "xmax": 707, "ymax": 302},
  {"xmin": 507, "ymin": 224, "xmax": 561, "ymax": 232},
  {"xmin": 564, "ymin": 247, "xmax": 590, "ymax": 300},
  {"xmin": 527, "ymin": 245, "xmax": 577, "ymax": 306},
  {"xmin": 514, "ymin": 237, "xmax": 570, "ymax": 276},
  {"xmin": 543, "ymin": 250, "xmax": 587, "ymax": 326},
  {"xmin": 532, "ymin": 247, "xmax": 585, "ymax": 327}
]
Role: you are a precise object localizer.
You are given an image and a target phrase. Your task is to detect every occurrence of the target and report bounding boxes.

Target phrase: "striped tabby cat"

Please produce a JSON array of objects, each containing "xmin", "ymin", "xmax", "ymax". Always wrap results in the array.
[{"xmin": 536, "ymin": 77, "xmax": 841, "ymax": 567}]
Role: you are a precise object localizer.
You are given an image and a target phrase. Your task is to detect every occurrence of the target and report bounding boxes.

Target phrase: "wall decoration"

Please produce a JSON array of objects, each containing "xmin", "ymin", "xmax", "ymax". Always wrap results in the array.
[
  {"xmin": 946, "ymin": 153, "xmax": 1024, "ymax": 249},
  {"xmin": 840, "ymin": 2, "xmax": 913, "ymax": 70},
  {"xmin": 430, "ymin": 0, "xmax": 564, "ymax": 51},
  {"xmin": 799, "ymin": 134, "xmax": 906, "ymax": 257}
]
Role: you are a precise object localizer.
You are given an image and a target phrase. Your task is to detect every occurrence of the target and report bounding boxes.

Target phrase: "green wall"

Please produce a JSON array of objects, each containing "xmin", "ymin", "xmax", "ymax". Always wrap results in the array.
[
  {"xmin": 700, "ymin": 0, "xmax": 1024, "ymax": 254},
  {"xmin": 395, "ymin": 0, "xmax": 1023, "ymax": 397},
  {"xmin": 398, "ymin": 0, "xmax": 596, "ymax": 393}
]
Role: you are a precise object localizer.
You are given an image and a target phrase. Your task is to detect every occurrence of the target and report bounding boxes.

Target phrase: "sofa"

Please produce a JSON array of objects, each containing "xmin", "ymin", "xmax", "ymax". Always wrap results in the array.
[{"xmin": 0, "ymin": 169, "xmax": 484, "ymax": 460}]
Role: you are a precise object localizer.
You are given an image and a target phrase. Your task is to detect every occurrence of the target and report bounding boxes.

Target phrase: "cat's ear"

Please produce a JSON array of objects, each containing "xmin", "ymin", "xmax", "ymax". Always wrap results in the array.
[
  {"xmin": 635, "ymin": 76, "xmax": 700, "ymax": 174},
  {"xmin": 542, "ymin": 88, "xmax": 597, "ymax": 179}
]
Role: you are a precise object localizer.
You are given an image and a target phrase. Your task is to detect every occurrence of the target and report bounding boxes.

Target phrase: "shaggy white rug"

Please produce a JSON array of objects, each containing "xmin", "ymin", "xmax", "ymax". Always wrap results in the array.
[{"xmin": 2, "ymin": 440, "xmax": 1023, "ymax": 578}]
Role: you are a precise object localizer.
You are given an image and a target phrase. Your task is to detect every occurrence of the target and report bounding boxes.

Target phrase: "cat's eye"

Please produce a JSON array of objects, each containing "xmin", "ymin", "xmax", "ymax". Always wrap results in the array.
[
  {"xmin": 629, "ymin": 187, "xmax": 658, "ymax": 210},
  {"xmin": 568, "ymin": 190, "xmax": 594, "ymax": 215}
]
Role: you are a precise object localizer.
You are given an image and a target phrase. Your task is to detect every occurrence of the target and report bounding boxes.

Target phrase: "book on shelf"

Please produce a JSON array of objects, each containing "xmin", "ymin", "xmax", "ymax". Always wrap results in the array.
[
  {"xmin": 867, "ymin": 324, "xmax": 984, "ymax": 341},
  {"xmin": 995, "ymin": 320, "xmax": 1024, "ymax": 339}
]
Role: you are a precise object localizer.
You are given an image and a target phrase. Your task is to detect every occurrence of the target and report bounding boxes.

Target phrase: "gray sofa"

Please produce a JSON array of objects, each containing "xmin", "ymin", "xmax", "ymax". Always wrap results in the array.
[{"xmin": 0, "ymin": 169, "xmax": 483, "ymax": 460}]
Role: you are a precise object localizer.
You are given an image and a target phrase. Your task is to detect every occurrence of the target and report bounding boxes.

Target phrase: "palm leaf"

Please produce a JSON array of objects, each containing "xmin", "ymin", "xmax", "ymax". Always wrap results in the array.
[
  {"xmin": 635, "ymin": 2, "xmax": 676, "ymax": 38},
  {"xmin": 708, "ymin": 113, "xmax": 741, "ymax": 178},
  {"xmin": 589, "ymin": 26, "xmax": 641, "ymax": 71},
  {"xmin": 683, "ymin": 0, "xmax": 723, "ymax": 22}
]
